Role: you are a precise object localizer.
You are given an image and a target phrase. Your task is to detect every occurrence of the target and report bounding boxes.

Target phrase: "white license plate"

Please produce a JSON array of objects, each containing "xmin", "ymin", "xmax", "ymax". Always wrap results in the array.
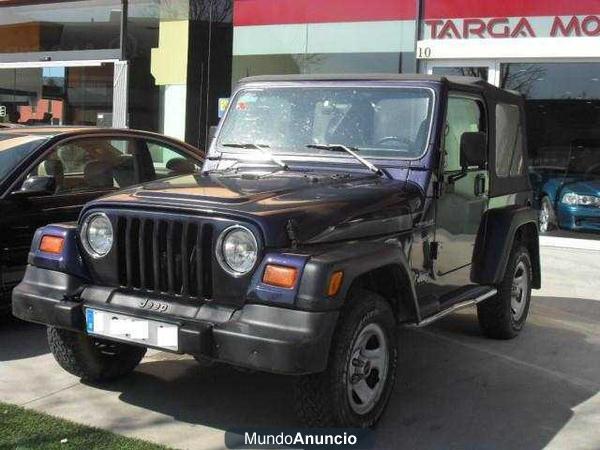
[{"xmin": 85, "ymin": 308, "xmax": 179, "ymax": 351}]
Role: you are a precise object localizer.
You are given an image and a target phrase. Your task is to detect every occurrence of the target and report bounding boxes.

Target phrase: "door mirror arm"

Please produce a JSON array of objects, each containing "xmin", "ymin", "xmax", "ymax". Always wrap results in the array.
[{"xmin": 446, "ymin": 170, "xmax": 468, "ymax": 185}]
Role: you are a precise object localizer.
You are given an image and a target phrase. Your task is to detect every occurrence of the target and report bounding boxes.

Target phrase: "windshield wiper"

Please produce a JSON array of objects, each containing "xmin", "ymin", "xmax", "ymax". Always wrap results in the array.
[
  {"xmin": 306, "ymin": 144, "xmax": 389, "ymax": 178},
  {"xmin": 221, "ymin": 142, "xmax": 288, "ymax": 170}
]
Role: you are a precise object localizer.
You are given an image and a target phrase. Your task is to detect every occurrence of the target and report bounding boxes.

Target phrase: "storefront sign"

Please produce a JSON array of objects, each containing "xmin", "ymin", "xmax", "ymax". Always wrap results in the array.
[{"xmin": 425, "ymin": 15, "xmax": 600, "ymax": 39}]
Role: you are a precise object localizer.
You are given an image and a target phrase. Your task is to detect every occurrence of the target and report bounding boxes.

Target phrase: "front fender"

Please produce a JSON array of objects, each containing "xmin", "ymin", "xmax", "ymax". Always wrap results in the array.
[
  {"xmin": 28, "ymin": 223, "xmax": 90, "ymax": 281},
  {"xmin": 541, "ymin": 178, "xmax": 561, "ymax": 204},
  {"xmin": 295, "ymin": 239, "xmax": 419, "ymax": 317},
  {"xmin": 472, "ymin": 206, "xmax": 541, "ymax": 288}
]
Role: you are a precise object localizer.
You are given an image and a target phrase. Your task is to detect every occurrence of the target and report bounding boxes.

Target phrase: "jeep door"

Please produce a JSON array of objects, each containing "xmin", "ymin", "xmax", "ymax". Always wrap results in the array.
[{"xmin": 433, "ymin": 94, "xmax": 489, "ymax": 293}]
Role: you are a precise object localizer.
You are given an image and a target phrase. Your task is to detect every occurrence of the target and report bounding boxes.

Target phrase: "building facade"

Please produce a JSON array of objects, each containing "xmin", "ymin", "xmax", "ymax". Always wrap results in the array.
[{"xmin": 1, "ymin": 0, "xmax": 600, "ymax": 235}]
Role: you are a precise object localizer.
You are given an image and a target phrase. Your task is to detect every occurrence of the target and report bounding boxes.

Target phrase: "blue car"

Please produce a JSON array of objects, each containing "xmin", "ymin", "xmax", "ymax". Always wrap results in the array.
[{"xmin": 532, "ymin": 150, "xmax": 600, "ymax": 233}]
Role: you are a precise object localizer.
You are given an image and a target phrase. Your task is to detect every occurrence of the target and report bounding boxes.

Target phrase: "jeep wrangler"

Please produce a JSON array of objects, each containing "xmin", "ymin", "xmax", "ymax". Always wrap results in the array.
[{"xmin": 13, "ymin": 74, "xmax": 540, "ymax": 428}]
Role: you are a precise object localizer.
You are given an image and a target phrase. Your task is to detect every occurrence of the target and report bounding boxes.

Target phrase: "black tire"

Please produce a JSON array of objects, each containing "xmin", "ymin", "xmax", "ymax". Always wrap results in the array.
[
  {"xmin": 539, "ymin": 196, "xmax": 556, "ymax": 233},
  {"xmin": 294, "ymin": 289, "xmax": 398, "ymax": 428},
  {"xmin": 47, "ymin": 326, "xmax": 146, "ymax": 382},
  {"xmin": 477, "ymin": 246, "xmax": 532, "ymax": 340}
]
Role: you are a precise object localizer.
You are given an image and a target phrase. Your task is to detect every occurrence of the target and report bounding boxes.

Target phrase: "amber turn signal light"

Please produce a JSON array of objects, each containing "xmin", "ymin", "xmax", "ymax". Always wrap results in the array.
[
  {"xmin": 327, "ymin": 271, "xmax": 344, "ymax": 297},
  {"xmin": 39, "ymin": 235, "xmax": 65, "ymax": 254},
  {"xmin": 262, "ymin": 264, "xmax": 298, "ymax": 289}
]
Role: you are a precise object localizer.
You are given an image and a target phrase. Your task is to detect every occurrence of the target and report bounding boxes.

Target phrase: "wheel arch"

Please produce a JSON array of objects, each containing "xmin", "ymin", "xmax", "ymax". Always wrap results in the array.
[
  {"xmin": 346, "ymin": 263, "xmax": 419, "ymax": 323},
  {"xmin": 296, "ymin": 240, "xmax": 420, "ymax": 322},
  {"xmin": 471, "ymin": 206, "xmax": 541, "ymax": 289},
  {"xmin": 513, "ymin": 222, "xmax": 541, "ymax": 289}
]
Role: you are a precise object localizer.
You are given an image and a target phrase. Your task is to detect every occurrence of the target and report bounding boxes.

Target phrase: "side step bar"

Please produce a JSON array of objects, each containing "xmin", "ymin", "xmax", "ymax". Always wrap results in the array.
[{"xmin": 411, "ymin": 288, "xmax": 497, "ymax": 328}]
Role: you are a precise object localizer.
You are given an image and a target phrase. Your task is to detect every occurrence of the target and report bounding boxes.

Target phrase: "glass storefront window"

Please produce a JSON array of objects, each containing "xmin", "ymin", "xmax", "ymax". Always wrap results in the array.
[
  {"xmin": 232, "ymin": 53, "xmax": 414, "ymax": 82},
  {"xmin": 0, "ymin": 64, "xmax": 114, "ymax": 126},
  {"xmin": 127, "ymin": 0, "xmax": 233, "ymax": 149},
  {"xmin": 126, "ymin": 0, "xmax": 191, "ymax": 138},
  {"xmin": 432, "ymin": 66, "xmax": 489, "ymax": 80},
  {"xmin": 501, "ymin": 63, "xmax": 600, "ymax": 235},
  {"xmin": 0, "ymin": 0, "xmax": 122, "ymax": 53}
]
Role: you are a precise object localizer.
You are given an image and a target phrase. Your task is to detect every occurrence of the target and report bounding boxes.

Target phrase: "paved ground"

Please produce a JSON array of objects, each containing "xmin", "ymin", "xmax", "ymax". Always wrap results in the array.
[{"xmin": 1, "ymin": 246, "xmax": 600, "ymax": 450}]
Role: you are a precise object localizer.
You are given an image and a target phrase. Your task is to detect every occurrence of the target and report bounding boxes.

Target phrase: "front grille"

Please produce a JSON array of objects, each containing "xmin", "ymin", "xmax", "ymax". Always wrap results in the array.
[{"xmin": 115, "ymin": 215, "xmax": 214, "ymax": 299}]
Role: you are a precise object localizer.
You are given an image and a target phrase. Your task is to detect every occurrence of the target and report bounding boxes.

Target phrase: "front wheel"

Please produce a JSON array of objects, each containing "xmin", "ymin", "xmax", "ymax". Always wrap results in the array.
[
  {"xmin": 477, "ymin": 246, "xmax": 532, "ymax": 339},
  {"xmin": 48, "ymin": 327, "xmax": 146, "ymax": 382},
  {"xmin": 295, "ymin": 289, "xmax": 397, "ymax": 428}
]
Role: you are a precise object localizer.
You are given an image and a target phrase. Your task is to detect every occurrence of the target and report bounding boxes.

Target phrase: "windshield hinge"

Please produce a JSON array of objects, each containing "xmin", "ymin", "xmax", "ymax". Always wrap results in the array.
[
  {"xmin": 286, "ymin": 219, "xmax": 299, "ymax": 249},
  {"xmin": 433, "ymin": 180, "xmax": 444, "ymax": 198}
]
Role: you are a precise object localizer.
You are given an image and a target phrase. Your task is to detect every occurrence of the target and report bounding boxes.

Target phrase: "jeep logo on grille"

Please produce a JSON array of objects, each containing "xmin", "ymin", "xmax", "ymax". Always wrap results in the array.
[{"xmin": 139, "ymin": 298, "xmax": 169, "ymax": 312}]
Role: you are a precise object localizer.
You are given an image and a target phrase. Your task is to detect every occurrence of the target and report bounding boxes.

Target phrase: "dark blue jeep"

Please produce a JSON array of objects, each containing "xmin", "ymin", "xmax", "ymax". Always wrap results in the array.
[{"xmin": 12, "ymin": 75, "xmax": 541, "ymax": 428}]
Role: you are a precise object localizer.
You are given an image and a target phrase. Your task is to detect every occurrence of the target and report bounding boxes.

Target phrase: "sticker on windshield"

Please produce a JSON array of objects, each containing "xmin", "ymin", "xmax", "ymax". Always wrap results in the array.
[{"xmin": 236, "ymin": 93, "xmax": 258, "ymax": 111}]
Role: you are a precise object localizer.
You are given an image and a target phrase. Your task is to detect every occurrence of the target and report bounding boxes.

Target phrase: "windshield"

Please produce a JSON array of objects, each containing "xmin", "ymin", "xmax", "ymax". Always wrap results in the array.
[
  {"xmin": 0, "ymin": 134, "xmax": 47, "ymax": 182},
  {"xmin": 217, "ymin": 86, "xmax": 434, "ymax": 159}
]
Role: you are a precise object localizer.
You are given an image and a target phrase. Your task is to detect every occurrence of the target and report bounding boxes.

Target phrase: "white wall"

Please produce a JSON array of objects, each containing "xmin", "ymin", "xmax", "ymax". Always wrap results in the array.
[{"xmin": 160, "ymin": 84, "xmax": 187, "ymax": 141}]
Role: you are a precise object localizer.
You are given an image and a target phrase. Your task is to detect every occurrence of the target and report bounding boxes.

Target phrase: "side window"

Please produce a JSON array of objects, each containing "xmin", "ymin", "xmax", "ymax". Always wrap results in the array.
[
  {"xmin": 28, "ymin": 138, "xmax": 136, "ymax": 193},
  {"xmin": 495, "ymin": 103, "xmax": 524, "ymax": 177},
  {"xmin": 444, "ymin": 96, "xmax": 485, "ymax": 172},
  {"xmin": 147, "ymin": 141, "xmax": 200, "ymax": 179}
]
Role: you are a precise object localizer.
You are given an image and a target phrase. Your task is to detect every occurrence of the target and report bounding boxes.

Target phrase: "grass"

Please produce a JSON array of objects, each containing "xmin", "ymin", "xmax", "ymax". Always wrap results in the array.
[{"xmin": 0, "ymin": 402, "xmax": 171, "ymax": 450}]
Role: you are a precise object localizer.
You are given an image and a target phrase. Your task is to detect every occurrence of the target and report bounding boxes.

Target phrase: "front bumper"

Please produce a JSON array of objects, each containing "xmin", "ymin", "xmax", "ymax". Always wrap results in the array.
[
  {"xmin": 12, "ymin": 265, "xmax": 338, "ymax": 375},
  {"xmin": 557, "ymin": 204, "xmax": 600, "ymax": 232}
]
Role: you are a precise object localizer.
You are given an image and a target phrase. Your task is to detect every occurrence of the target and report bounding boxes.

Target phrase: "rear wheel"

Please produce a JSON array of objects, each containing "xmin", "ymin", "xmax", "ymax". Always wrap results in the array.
[
  {"xmin": 477, "ymin": 246, "xmax": 532, "ymax": 339},
  {"xmin": 539, "ymin": 196, "xmax": 556, "ymax": 233},
  {"xmin": 48, "ymin": 327, "xmax": 146, "ymax": 381},
  {"xmin": 295, "ymin": 289, "xmax": 397, "ymax": 427}
]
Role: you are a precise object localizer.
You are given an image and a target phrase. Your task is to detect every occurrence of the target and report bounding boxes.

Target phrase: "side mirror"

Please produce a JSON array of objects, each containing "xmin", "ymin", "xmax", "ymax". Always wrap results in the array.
[
  {"xmin": 166, "ymin": 158, "xmax": 196, "ymax": 174},
  {"xmin": 460, "ymin": 132, "xmax": 486, "ymax": 170},
  {"xmin": 12, "ymin": 175, "xmax": 56, "ymax": 198}
]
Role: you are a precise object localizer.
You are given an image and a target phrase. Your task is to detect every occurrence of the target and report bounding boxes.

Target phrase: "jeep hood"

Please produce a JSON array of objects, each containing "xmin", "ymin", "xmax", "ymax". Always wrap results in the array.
[{"xmin": 87, "ymin": 170, "xmax": 423, "ymax": 246}]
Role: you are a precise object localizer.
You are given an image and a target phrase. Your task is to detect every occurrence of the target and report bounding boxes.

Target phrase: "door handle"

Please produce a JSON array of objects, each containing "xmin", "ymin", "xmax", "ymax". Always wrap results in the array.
[{"xmin": 474, "ymin": 174, "xmax": 486, "ymax": 196}]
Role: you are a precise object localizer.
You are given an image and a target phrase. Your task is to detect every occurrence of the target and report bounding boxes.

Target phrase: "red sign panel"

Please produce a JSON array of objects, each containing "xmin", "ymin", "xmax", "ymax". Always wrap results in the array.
[{"xmin": 233, "ymin": 0, "xmax": 416, "ymax": 26}]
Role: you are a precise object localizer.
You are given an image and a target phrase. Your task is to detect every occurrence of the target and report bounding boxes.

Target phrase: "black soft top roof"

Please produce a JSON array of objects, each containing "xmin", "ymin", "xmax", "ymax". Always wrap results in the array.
[{"xmin": 238, "ymin": 73, "xmax": 520, "ymax": 100}]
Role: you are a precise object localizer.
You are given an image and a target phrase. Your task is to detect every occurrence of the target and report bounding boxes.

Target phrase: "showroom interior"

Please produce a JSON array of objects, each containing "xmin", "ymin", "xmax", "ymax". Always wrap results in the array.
[{"xmin": 1, "ymin": 0, "xmax": 600, "ymax": 237}]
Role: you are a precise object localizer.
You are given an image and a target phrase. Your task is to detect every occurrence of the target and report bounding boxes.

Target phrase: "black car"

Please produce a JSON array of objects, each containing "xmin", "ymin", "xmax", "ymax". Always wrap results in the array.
[
  {"xmin": 13, "ymin": 75, "xmax": 540, "ymax": 428},
  {"xmin": 1, "ymin": 127, "xmax": 203, "ymax": 311}
]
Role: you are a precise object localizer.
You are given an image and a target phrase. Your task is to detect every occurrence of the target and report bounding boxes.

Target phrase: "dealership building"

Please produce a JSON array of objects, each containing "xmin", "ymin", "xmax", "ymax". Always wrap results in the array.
[{"xmin": 1, "ymin": 0, "xmax": 600, "ymax": 237}]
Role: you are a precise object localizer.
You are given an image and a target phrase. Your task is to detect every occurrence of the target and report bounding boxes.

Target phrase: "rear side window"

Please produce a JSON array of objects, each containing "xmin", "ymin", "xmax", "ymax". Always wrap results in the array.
[{"xmin": 496, "ymin": 103, "xmax": 524, "ymax": 177}]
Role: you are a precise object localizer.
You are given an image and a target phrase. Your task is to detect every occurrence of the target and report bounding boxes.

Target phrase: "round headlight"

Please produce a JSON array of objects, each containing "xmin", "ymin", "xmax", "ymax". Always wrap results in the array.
[
  {"xmin": 81, "ymin": 213, "xmax": 113, "ymax": 257},
  {"xmin": 217, "ymin": 225, "xmax": 258, "ymax": 276}
]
